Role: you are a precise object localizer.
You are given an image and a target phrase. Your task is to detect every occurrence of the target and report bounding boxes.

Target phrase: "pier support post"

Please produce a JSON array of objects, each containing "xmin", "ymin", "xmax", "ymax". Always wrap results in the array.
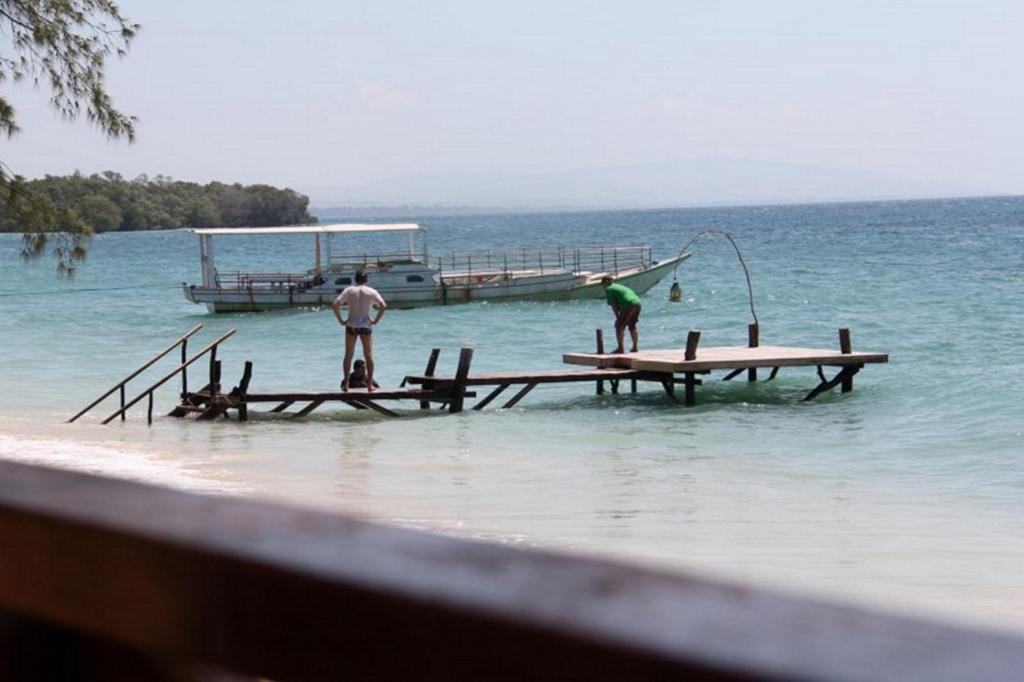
[
  {"xmin": 235, "ymin": 361, "xmax": 253, "ymax": 422},
  {"xmin": 684, "ymin": 330, "xmax": 701, "ymax": 407},
  {"xmin": 449, "ymin": 348, "xmax": 474, "ymax": 414},
  {"xmin": 839, "ymin": 328, "xmax": 853, "ymax": 393},
  {"xmin": 684, "ymin": 330, "xmax": 701, "ymax": 361},
  {"xmin": 209, "ymin": 344, "xmax": 218, "ymax": 389},
  {"xmin": 420, "ymin": 348, "xmax": 441, "ymax": 409},
  {"xmin": 595, "ymin": 329, "xmax": 605, "ymax": 395},
  {"xmin": 180, "ymin": 338, "xmax": 189, "ymax": 399},
  {"xmin": 684, "ymin": 375, "xmax": 697, "ymax": 407},
  {"xmin": 747, "ymin": 323, "xmax": 759, "ymax": 382}
]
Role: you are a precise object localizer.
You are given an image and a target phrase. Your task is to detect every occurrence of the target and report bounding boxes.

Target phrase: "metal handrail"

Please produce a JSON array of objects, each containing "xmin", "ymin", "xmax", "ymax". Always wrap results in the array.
[
  {"xmin": 68, "ymin": 325, "xmax": 204, "ymax": 423},
  {"xmin": 101, "ymin": 329, "xmax": 236, "ymax": 425}
]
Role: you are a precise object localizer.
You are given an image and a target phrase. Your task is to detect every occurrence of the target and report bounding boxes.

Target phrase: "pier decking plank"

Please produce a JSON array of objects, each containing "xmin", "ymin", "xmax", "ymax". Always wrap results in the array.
[
  {"xmin": 563, "ymin": 345, "xmax": 888, "ymax": 373},
  {"xmin": 242, "ymin": 388, "xmax": 475, "ymax": 402},
  {"xmin": 404, "ymin": 367, "xmax": 649, "ymax": 387}
]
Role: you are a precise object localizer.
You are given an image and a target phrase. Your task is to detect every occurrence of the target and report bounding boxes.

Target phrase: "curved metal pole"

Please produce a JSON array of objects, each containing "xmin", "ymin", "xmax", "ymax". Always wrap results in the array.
[{"xmin": 672, "ymin": 230, "xmax": 759, "ymax": 327}]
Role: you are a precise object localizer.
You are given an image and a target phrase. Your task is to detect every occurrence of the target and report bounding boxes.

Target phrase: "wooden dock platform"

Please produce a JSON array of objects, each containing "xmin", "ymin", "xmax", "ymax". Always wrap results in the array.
[
  {"xmin": 72, "ymin": 324, "xmax": 888, "ymax": 424},
  {"xmin": 564, "ymin": 344, "xmax": 887, "ymax": 372},
  {"xmin": 564, "ymin": 328, "xmax": 888, "ymax": 405}
]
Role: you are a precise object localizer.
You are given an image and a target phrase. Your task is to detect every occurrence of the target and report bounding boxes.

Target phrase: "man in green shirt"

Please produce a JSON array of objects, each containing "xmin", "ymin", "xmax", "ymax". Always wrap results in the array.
[{"xmin": 601, "ymin": 276, "xmax": 642, "ymax": 354}]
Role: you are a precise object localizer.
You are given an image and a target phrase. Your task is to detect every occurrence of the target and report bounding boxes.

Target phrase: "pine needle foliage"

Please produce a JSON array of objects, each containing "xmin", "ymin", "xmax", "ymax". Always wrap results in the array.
[{"xmin": 0, "ymin": 0, "xmax": 138, "ymax": 276}]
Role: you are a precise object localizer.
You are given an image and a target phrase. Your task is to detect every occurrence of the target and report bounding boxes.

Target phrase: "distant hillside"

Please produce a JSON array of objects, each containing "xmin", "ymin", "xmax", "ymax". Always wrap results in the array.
[
  {"xmin": 1, "ymin": 172, "xmax": 316, "ymax": 233},
  {"xmin": 306, "ymin": 159, "xmax": 981, "ymax": 210}
]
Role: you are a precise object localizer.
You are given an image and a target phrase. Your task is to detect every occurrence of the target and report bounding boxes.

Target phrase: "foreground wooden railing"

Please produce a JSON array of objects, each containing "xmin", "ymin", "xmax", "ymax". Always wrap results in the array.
[{"xmin": 0, "ymin": 460, "xmax": 1021, "ymax": 681}]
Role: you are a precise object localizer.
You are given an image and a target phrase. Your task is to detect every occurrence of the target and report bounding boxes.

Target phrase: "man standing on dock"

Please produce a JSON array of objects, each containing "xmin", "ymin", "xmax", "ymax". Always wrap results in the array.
[
  {"xmin": 333, "ymin": 271, "xmax": 387, "ymax": 392},
  {"xmin": 601, "ymin": 276, "xmax": 642, "ymax": 354}
]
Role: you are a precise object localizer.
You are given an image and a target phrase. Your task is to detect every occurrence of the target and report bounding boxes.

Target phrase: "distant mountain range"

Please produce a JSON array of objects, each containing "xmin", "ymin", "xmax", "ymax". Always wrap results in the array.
[{"xmin": 308, "ymin": 159, "xmax": 986, "ymax": 216}]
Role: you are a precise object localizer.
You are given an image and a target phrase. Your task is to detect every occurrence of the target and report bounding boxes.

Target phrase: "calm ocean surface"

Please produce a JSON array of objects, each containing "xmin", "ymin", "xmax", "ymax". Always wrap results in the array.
[{"xmin": 1, "ymin": 197, "xmax": 1022, "ymax": 630}]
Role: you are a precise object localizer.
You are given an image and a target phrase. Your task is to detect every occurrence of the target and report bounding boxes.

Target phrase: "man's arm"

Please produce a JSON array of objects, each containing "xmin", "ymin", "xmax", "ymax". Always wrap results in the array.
[
  {"xmin": 332, "ymin": 298, "xmax": 347, "ymax": 326},
  {"xmin": 371, "ymin": 300, "xmax": 387, "ymax": 325}
]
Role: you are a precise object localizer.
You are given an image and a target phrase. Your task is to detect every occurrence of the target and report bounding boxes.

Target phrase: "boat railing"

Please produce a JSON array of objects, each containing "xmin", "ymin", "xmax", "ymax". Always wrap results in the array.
[
  {"xmin": 209, "ymin": 246, "xmax": 652, "ymax": 290},
  {"xmin": 213, "ymin": 271, "xmax": 325, "ymax": 290},
  {"xmin": 431, "ymin": 245, "xmax": 652, "ymax": 279}
]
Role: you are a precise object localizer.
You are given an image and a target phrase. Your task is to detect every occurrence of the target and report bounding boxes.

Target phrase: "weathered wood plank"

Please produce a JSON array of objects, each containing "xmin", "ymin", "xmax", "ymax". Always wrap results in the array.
[
  {"xmin": 404, "ymin": 368, "xmax": 647, "ymax": 387},
  {"xmin": 565, "ymin": 345, "xmax": 888, "ymax": 373},
  {"xmin": 502, "ymin": 382, "xmax": 537, "ymax": 409},
  {"xmin": 449, "ymin": 348, "xmax": 475, "ymax": 414},
  {"xmin": 294, "ymin": 400, "xmax": 325, "ymax": 417},
  {"xmin": 1, "ymin": 461, "xmax": 1023, "ymax": 682},
  {"xmin": 346, "ymin": 399, "xmax": 399, "ymax": 417},
  {"xmin": 473, "ymin": 383, "xmax": 510, "ymax": 411}
]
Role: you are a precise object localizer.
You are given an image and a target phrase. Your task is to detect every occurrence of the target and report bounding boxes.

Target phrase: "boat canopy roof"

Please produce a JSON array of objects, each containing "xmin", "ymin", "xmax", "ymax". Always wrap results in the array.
[{"xmin": 190, "ymin": 223, "xmax": 423, "ymax": 236}]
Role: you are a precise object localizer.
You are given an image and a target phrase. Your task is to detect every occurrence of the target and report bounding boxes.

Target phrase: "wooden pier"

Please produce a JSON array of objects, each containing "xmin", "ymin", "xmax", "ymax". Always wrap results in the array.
[
  {"xmin": 71, "ymin": 324, "xmax": 888, "ymax": 423},
  {"xmin": 564, "ymin": 326, "xmax": 889, "ymax": 406}
]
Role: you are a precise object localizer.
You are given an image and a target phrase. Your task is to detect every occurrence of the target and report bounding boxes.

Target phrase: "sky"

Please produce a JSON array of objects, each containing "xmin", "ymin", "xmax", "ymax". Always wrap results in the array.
[{"xmin": 3, "ymin": 0, "xmax": 1024, "ymax": 206}]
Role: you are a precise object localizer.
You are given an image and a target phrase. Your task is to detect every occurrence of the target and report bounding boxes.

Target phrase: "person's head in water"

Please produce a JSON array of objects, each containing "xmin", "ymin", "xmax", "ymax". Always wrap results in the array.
[
  {"xmin": 600, "ymin": 275, "xmax": 614, "ymax": 288},
  {"xmin": 352, "ymin": 359, "xmax": 366, "ymax": 378},
  {"xmin": 355, "ymin": 271, "xmax": 368, "ymax": 285}
]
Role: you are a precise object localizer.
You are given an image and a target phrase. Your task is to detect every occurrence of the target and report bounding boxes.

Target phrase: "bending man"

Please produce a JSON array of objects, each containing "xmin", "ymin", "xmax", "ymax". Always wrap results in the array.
[
  {"xmin": 600, "ymin": 275, "xmax": 642, "ymax": 354},
  {"xmin": 332, "ymin": 271, "xmax": 387, "ymax": 391}
]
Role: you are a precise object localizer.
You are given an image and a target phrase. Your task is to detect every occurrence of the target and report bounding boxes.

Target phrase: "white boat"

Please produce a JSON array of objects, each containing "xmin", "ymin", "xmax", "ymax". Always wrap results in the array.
[{"xmin": 182, "ymin": 223, "xmax": 691, "ymax": 313}]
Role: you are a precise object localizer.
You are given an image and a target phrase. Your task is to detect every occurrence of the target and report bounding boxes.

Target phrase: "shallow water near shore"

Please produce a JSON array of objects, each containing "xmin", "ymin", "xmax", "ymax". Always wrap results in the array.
[{"xmin": 2, "ymin": 197, "xmax": 1022, "ymax": 631}]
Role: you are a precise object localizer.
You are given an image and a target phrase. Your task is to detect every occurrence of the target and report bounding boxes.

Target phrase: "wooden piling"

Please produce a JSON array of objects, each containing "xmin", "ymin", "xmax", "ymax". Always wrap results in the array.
[
  {"xmin": 180, "ymin": 338, "xmax": 189, "ymax": 398},
  {"xmin": 420, "ymin": 348, "xmax": 441, "ymax": 409},
  {"xmin": 209, "ymin": 343, "xmax": 218, "ymax": 387},
  {"xmin": 684, "ymin": 375, "xmax": 697, "ymax": 407},
  {"xmin": 684, "ymin": 330, "xmax": 701, "ymax": 361},
  {"xmin": 839, "ymin": 328, "xmax": 853, "ymax": 392},
  {"xmin": 595, "ymin": 329, "xmax": 605, "ymax": 395},
  {"xmin": 236, "ymin": 361, "xmax": 253, "ymax": 422},
  {"xmin": 449, "ymin": 348, "xmax": 474, "ymax": 414},
  {"xmin": 684, "ymin": 331, "xmax": 701, "ymax": 406},
  {"xmin": 747, "ymin": 323, "xmax": 759, "ymax": 382}
]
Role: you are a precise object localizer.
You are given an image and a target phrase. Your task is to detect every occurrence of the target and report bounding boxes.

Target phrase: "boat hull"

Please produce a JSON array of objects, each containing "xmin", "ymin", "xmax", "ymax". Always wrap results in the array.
[{"xmin": 184, "ymin": 254, "xmax": 690, "ymax": 313}]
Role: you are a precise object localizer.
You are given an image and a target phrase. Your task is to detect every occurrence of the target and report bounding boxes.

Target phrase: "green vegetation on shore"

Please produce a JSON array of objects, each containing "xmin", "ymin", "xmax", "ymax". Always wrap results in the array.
[{"xmin": 0, "ymin": 172, "xmax": 317, "ymax": 233}]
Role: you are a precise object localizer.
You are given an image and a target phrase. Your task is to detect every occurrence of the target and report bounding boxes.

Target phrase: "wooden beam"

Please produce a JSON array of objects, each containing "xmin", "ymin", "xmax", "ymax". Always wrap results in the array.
[
  {"xmin": 449, "ymin": 348, "xmax": 475, "ymax": 414},
  {"xmin": 595, "ymin": 329, "xmax": 605, "ymax": 395},
  {"xmin": 347, "ymin": 399, "xmax": 399, "ymax": 418},
  {"xmin": 235, "ymin": 361, "xmax": 253, "ymax": 422},
  {"xmin": 839, "ymin": 329, "xmax": 853, "ymax": 392},
  {"xmin": 747, "ymin": 323, "xmax": 759, "ymax": 382},
  {"xmin": 684, "ymin": 373, "xmax": 697, "ymax": 407},
  {"xmin": 1, "ymin": 461, "xmax": 1023, "ymax": 682},
  {"xmin": 502, "ymin": 382, "xmax": 537, "ymax": 409},
  {"xmin": 721, "ymin": 368, "xmax": 744, "ymax": 382},
  {"xmin": 767, "ymin": 367, "xmax": 780, "ymax": 381},
  {"xmin": 684, "ymin": 330, "xmax": 701, "ymax": 361},
  {"xmin": 473, "ymin": 383, "xmax": 510, "ymax": 411},
  {"xmin": 660, "ymin": 379, "xmax": 679, "ymax": 403},
  {"xmin": 295, "ymin": 400, "xmax": 325, "ymax": 417},
  {"xmin": 420, "ymin": 348, "xmax": 441, "ymax": 409},
  {"xmin": 803, "ymin": 366, "xmax": 860, "ymax": 402},
  {"xmin": 270, "ymin": 400, "xmax": 294, "ymax": 413}
]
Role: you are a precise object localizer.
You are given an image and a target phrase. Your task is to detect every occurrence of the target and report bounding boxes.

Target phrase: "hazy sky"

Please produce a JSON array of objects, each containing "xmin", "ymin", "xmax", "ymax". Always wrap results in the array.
[{"xmin": 4, "ymin": 0, "xmax": 1023, "ymax": 202}]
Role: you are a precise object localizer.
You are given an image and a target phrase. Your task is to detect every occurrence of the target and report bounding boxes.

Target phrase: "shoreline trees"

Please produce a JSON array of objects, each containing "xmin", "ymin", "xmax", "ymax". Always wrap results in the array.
[{"xmin": 0, "ymin": 172, "xmax": 316, "ymax": 232}]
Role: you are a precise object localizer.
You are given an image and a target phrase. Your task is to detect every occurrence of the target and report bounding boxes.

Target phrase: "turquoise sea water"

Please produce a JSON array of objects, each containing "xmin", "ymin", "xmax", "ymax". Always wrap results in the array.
[{"xmin": 2, "ymin": 197, "xmax": 1022, "ymax": 630}]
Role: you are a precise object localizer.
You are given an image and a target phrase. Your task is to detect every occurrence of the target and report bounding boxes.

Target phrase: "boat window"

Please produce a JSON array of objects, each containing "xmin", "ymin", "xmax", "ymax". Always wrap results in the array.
[
  {"xmin": 406, "ymin": 275, "xmax": 424, "ymax": 283},
  {"xmin": 335, "ymin": 277, "xmax": 352, "ymax": 285}
]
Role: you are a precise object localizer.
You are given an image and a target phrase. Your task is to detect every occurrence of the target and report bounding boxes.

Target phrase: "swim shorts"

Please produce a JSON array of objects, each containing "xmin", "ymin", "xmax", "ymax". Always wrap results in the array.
[
  {"xmin": 615, "ymin": 304, "xmax": 641, "ymax": 331},
  {"xmin": 346, "ymin": 315, "xmax": 373, "ymax": 336}
]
